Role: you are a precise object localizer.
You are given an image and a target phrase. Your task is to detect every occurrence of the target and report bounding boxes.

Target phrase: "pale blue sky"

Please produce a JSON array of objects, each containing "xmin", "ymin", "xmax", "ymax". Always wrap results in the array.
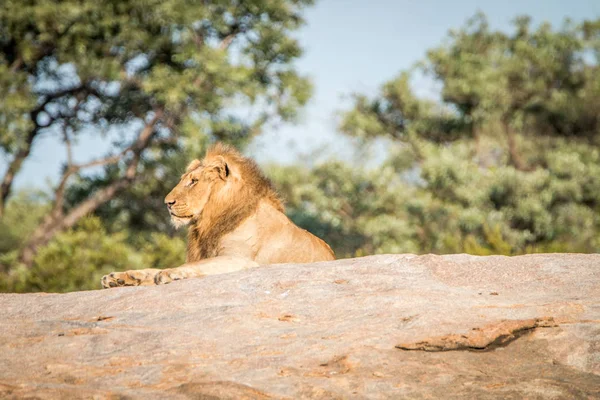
[{"xmin": 4, "ymin": 0, "xmax": 599, "ymax": 190}]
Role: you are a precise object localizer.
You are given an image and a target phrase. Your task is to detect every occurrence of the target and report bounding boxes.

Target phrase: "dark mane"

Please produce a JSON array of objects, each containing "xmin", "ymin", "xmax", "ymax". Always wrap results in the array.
[{"xmin": 186, "ymin": 143, "xmax": 284, "ymax": 262}]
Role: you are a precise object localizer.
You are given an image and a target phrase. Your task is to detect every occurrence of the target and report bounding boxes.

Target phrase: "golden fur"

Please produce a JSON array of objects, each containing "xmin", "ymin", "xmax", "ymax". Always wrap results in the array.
[
  {"xmin": 171, "ymin": 143, "xmax": 286, "ymax": 261},
  {"xmin": 102, "ymin": 143, "xmax": 334, "ymax": 288}
]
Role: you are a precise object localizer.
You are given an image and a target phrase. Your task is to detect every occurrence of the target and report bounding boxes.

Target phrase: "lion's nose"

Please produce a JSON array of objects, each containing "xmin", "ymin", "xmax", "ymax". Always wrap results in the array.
[{"xmin": 165, "ymin": 199, "xmax": 176, "ymax": 208}]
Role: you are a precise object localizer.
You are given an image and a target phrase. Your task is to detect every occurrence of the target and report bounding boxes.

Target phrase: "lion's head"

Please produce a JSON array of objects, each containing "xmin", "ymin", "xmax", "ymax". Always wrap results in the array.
[
  {"xmin": 164, "ymin": 155, "xmax": 229, "ymax": 228},
  {"xmin": 164, "ymin": 143, "xmax": 283, "ymax": 230}
]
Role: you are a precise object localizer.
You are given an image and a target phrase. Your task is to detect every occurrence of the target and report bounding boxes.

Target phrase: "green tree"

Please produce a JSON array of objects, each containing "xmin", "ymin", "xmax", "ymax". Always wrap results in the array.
[
  {"xmin": 319, "ymin": 14, "xmax": 600, "ymax": 256},
  {"xmin": 270, "ymin": 159, "xmax": 419, "ymax": 258},
  {"xmin": 0, "ymin": 0, "xmax": 314, "ymax": 269}
]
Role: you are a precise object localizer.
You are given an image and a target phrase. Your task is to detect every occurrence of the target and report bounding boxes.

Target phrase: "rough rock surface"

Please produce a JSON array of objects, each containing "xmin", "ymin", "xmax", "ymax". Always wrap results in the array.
[{"xmin": 1, "ymin": 253, "xmax": 599, "ymax": 399}]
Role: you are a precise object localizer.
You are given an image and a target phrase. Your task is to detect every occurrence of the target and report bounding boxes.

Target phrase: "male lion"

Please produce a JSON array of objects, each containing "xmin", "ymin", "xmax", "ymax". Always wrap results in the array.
[{"xmin": 101, "ymin": 143, "xmax": 334, "ymax": 288}]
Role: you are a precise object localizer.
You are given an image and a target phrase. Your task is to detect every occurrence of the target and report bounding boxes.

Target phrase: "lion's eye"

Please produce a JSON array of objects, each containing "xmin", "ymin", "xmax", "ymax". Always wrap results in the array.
[{"xmin": 188, "ymin": 178, "xmax": 198, "ymax": 187}]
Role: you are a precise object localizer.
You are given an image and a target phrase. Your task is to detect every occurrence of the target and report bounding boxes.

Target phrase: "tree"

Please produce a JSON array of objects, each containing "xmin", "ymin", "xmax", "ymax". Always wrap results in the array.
[
  {"xmin": 0, "ymin": 0, "xmax": 314, "ymax": 267},
  {"xmin": 270, "ymin": 159, "xmax": 419, "ymax": 258},
  {"xmin": 332, "ymin": 14, "xmax": 600, "ymax": 255}
]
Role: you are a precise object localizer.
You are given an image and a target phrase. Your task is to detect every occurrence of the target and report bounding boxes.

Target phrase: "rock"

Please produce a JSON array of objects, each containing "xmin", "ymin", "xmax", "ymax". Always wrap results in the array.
[{"xmin": 0, "ymin": 253, "xmax": 599, "ymax": 399}]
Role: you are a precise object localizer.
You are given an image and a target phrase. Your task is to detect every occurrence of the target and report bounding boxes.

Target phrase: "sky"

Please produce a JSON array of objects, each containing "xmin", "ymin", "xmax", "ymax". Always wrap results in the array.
[{"xmin": 3, "ymin": 0, "xmax": 599, "ymax": 190}]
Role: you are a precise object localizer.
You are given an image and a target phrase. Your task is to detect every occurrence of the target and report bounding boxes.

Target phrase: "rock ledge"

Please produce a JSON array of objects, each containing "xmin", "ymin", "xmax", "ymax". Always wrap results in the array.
[{"xmin": 1, "ymin": 253, "xmax": 599, "ymax": 399}]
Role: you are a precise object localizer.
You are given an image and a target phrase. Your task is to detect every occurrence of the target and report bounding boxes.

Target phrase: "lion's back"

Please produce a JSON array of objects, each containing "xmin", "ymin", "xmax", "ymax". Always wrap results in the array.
[{"xmin": 252, "ymin": 205, "xmax": 335, "ymax": 264}]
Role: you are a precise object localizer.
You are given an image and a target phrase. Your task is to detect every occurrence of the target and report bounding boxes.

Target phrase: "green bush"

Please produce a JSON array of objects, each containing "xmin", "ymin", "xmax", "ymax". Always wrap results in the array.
[{"xmin": 0, "ymin": 216, "xmax": 185, "ymax": 293}]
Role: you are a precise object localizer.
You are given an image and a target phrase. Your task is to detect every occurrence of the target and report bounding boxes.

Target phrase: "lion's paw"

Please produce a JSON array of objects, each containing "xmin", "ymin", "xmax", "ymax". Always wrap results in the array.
[
  {"xmin": 102, "ymin": 271, "xmax": 137, "ymax": 288},
  {"xmin": 101, "ymin": 269, "xmax": 159, "ymax": 289},
  {"xmin": 154, "ymin": 268, "xmax": 193, "ymax": 285}
]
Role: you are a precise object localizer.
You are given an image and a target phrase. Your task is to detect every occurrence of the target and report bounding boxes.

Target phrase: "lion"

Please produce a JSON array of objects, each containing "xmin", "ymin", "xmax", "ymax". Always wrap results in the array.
[{"xmin": 101, "ymin": 143, "xmax": 335, "ymax": 288}]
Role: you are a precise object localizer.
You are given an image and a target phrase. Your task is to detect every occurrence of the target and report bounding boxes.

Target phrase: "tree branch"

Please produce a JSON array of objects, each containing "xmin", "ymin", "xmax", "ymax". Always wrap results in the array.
[
  {"xmin": 191, "ymin": 26, "xmax": 243, "ymax": 88},
  {"xmin": 10, "ymin": 17, "xmax": 80, "ymax": 75},
  {"xmin": 0, "ymin": 83, "xmax": 103, "ymax": 217},
  {"xmin": 219, "ymin": 32, "xmax": 237, "ymax": 50},
  {"xmin": 18, "ymin": 110, "xmax": 164, "ymax": 267},
  {"xmin": 62, "ymin": 125, "xmax": 74, "ymax": 168},
  {"xmin": 9, "ymin": 56, "xmax": 23, "ymax": 73}
]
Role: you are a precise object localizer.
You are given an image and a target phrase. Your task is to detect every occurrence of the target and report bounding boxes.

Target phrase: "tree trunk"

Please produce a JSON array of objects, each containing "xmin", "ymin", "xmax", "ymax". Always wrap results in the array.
[
  {"xmin": 472, "ymin": 124, "xmax": 484, "ymax": 166},
  {"xmin": 0, "ymin": 130, "xmax": 37, "ymax": 218},
  {"xmin": 503, "ymin": 120, "xmax": 529, "ymax": 171}
]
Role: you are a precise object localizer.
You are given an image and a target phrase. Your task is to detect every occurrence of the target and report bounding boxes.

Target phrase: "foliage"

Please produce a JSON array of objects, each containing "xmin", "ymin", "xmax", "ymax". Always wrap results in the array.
[
  {"xmin": 335, "ymin": 14, "xmax": 600, "ymax": 255},
  {"xmin": 270, "ymin": 160, "xmax": 419, "ymax": 258},
  {"xmin": 0, "ymin": 0, "xmax": 314, "ymax": 265},
  {"xmin": 21, "ymin": 217, "xmax": 139, "ymax": 293},
  {"xmin": 0, "ymin": 190, "xmax": 49, "ymax": 256},
  {"xmin": 0, "ymin": 211, "xmax": 186, "ymax": 293},
  {"xmin": 0, "ymin": 0, "xmax": 314, "ymax": 150}
]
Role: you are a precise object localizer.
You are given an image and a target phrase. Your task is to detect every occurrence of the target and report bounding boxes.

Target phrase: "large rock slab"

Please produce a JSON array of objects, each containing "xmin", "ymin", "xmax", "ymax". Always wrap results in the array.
[{"xmin": 1, "ymin": 253, "xmax": 599, "ymax": 399}]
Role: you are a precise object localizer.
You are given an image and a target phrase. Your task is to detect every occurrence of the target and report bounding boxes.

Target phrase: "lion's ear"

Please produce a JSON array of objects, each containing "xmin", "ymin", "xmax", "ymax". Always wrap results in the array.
[
  {"xmin": 209, "ymin": 156, "xmax": 230, "ymax": 180},
  {"xmin": 186, "ymin": 159, "xmax": 201, "ymax": 172}
]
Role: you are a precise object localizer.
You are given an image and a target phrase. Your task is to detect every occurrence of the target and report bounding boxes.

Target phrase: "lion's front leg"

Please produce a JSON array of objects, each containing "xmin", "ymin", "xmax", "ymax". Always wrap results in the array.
[
  {"xmin": 154, "ymin": 256, "xmax": 260, "ymax": 285},
  {"xmin": 101, "ymin": 268, "xmax": 160, "ymax": 288}
]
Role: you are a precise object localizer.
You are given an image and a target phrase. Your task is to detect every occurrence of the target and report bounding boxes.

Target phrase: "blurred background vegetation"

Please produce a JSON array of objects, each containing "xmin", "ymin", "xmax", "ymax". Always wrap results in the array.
[{"xmin": 1, "ymin": 0, "xmax": 598, "ymax": 292}]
